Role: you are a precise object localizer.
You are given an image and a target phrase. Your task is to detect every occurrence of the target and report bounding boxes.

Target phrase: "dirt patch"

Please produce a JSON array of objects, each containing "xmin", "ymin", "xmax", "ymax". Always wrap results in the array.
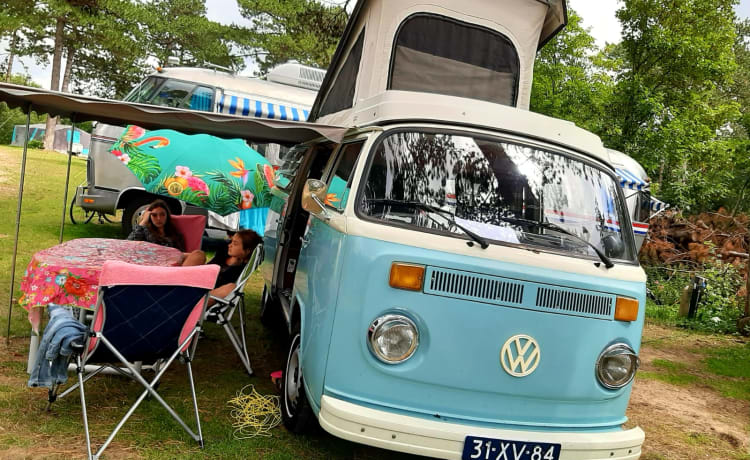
[{"xmin": 628, "ymin": 325, "xmax": 750, "ymax": 459}]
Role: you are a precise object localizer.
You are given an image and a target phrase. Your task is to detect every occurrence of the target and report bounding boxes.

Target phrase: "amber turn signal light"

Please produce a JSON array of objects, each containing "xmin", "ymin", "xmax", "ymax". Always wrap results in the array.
[
  {"xmin": 615, "ymin": 297, "xmax": 639, "ymax": 322},
  {"xmin": 389, "ymin": 263, "xmax": 425, "ymax": 291}
]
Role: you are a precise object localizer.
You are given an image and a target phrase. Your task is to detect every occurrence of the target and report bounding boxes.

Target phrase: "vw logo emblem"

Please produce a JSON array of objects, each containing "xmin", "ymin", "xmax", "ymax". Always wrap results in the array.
[{"xmin": 500, "ymin": 334, "xmax": 540, "ymax": 377}]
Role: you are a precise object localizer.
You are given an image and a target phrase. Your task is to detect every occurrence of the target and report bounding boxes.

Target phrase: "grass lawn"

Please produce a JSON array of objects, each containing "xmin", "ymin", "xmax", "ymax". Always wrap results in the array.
[{"xmin": 0, "ymin": 145, "xmax": 414, "ymax": 459}]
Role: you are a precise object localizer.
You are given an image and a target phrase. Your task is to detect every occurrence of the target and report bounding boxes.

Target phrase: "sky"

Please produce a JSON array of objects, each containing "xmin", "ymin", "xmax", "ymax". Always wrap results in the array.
[{"xmin": 7, "ymin": 0, "xmax": 750, "ymax": 90}]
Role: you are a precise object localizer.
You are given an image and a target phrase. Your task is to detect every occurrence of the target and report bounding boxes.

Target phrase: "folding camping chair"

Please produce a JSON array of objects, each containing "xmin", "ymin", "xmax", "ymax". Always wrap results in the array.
[
  {"xmin": 48, "ymin": 260, "xmax": 220, "ymax": 460},
  {"xmin": 171, "ymin": 214, "xmax": 207, "ymax": 252},
  {"xmin": 204, "ymin": 244, "xmax": 264, "ymax": 376}
]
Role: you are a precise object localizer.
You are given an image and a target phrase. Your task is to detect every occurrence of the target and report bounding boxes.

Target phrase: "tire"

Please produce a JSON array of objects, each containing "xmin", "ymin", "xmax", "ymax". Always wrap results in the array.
[
  {"xmin": 259, "ymin": 284, "xmax": 280, "ymax": 327},
  {"xmin": 121, "ymin": 197, "xmax": 154, "ymax": 236},
  {"xmin": 69, "ymin": 198, "xmax": 94, "ymax": 225},
  {"xmin": 281, "ymin": 324, "xmax": 315, "ymax": 433}
]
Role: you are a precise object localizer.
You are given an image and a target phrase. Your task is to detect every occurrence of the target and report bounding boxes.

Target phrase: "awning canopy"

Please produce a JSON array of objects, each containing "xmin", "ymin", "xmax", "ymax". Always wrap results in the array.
[
  {"xmin": 217, "ymin": 94, "xmax": 310, "ymax": 122},
  {"xmin": 0, "ymin": 83, "xmax": 348, "ymax": 145},
  {"xmin": 650, "ymin": 196, "xmax": 669, "ymax": 212},
  {"xmin": 615, "ymin": 167, "xmax": 648, "ymax": 191}
]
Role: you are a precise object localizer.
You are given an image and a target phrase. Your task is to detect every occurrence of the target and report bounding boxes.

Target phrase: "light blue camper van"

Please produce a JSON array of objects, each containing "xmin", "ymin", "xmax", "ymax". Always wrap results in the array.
[{"xmin": 260, "ymin": 1, "xmax": 646, "ymax": 459}]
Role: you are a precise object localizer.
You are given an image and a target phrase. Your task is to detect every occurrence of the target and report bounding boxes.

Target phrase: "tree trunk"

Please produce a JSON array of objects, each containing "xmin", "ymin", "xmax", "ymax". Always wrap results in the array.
[
  {"xmin": 5, "ymin": 31, "xmax": 18, "ymax": 82},
  {"xmin": 61, "ymin": 47, "xmax": 74, "ymax": 92},
  {"xmin": 44, "ymin": 17, "xmax": 65, "ymax": 151}
]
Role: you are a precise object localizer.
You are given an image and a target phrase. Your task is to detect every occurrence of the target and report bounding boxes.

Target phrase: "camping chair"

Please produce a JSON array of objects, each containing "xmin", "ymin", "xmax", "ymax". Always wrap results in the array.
[
  {"xmin": 48, "ymin": 260, "xmax": 220, "ymax": 460},
  {"xmin": 172, "ymin": 214, "xmax": 207, "ymax": 252},
  {"xmin": 204, "ymin": 244, "xmax": 264, "ymax": 376}
]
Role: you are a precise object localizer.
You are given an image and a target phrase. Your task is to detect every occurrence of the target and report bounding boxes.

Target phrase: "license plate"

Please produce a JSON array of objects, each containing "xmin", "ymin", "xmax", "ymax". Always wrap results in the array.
[{"xmin": 462, "ymin": 436, "xmax": 560, "ymax": 460}]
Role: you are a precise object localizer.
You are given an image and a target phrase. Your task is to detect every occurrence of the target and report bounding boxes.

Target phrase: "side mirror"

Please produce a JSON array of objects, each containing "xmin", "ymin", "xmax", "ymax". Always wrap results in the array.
[
  {"xmin": 301, "ymin": 179, "xmax": 331, "ymax": 221},
  {"xmin": 602, "ymin": 234, "xmax": 625, "ymax": 258}
]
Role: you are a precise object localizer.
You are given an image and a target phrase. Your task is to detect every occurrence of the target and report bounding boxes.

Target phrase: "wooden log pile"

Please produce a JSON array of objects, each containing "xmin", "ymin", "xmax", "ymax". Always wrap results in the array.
[{"xmin": 640, "ymin": 208, "xmax": 749, "ymax": 300}]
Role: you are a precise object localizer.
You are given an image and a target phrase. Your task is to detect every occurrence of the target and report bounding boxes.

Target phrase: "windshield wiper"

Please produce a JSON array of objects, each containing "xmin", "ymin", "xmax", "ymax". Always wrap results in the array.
[
  {"xmin": 363, "ymin": 199, "xmax": 489, "ymax": 249},
  {"xmin": 499, "ymin": 216, "xmax": 614, "ymax": 269}
]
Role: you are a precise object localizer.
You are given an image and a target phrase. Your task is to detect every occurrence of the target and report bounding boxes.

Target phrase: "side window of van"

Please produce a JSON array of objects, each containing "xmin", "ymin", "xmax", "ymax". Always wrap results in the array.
[
  {"xmin": 189, "ymin": 86, "xmax": 214, "ymax": 112},
  {"xmin": 276, "ymin": 144, "xmax": 309, "ymax": 192},
  {"xmin": 326, "ymin": 141, "xmax": 365, "ymax": 211}
]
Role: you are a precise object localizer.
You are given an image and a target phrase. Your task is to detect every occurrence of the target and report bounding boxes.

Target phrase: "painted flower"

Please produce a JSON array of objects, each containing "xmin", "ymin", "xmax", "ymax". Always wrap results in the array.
[
  {"xmin": 229, "ymin": 157, "xmax": 250, "ymax": 185},
  {"xmin": 111, "ymin": 149, "xmax": 123, "ymax": 157},
  {"xmin": 54, "ymin": 274, "xmax": 67, "ymax": 286},
  {"xmin": 119, "ymin": 154, "xmax": 131, "ymax": 165},
  {"xmin": 187, "ymin": 176, "xmax": 210, "ymax": 196},
  {"xmin": 122, "ymin": 125, "xmax": 146, "ymax": 142},
  {"xmin": 175, "ymin": 165, "xmax": 193, "ymax": 179},
  {"xmin": 64, "ymin": 277, "xmax": 88, "ymax": 296},
  {"xmin": 165, "ymin": 177, "xmax": 188, "ymax": 196},
  {"xmin": 42, "ymin": 286, "xmax": 56, "ymax": 296},
  {"xmin": 241, "ymin": 190, "xmax": 254, "ymax": 203},
  {"xmin": 263, "ymin": 164, "xmax": 275, "ymax": 187},
  {"xmin": 324, "ymin": 193, "xmax": 340, "ymax": 207},
  {"xmin": 240, "ymin": 200, "xmax": 253, "ymax": 210}
]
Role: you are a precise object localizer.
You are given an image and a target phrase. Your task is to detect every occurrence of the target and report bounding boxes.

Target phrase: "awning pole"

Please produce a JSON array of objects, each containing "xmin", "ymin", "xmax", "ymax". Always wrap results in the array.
[
  {"xmin": 6, "ymin": 104, "xmax": 32, "ymax": 343},
  {"xmin": 59, "ymin": 114, "xmax": 76, "ymax": 244}
]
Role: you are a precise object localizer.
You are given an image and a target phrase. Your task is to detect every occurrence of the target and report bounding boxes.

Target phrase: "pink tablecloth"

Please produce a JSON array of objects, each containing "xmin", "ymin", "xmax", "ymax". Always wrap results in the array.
[{"xmin": 20, "ymin": 238, "xmax": 183, "ymax": 332}]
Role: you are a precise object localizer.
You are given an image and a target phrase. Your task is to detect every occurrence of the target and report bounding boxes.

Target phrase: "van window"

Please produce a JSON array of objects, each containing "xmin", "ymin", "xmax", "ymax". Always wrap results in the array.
[
  {"xmin": 123, "ymin": 76, "xmax": 162, "ymax": 103},
  {"xmin": 151, "ymin": 79, "xmax": 195, "ymax": 108},
  {"xmin": 634, "ymin": 191, "xmax": 651, "ymax": 223},
  {"xmin": 275, "ymin": 144, "xmax": 309, "ymax": 192},
  {"xmin": 189, "ymin": 86, "xmax": 214, "ymax": 112},
  {"xmin": 326, "ymin": 141, "xmax": 365, "ymax": 211},
  {"xmin": 360, "ymin": 131, "xmax": 636, "ymax": 262},
  {"xmin": 389, "ymin": 14, "xmax": 519, "ymax": 106},
  {"xmin": 318, "ymin": 30, "xmax": 365, "ymax": 117}
]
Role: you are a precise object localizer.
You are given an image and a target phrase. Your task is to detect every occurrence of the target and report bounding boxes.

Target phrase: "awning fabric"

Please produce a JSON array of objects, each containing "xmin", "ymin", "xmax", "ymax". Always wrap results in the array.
[
  {"xmin": 218, "ymin": 94, "xmax": 310, "ymax": 121},
  {"xmin": 650, "ymin": 196, "xmax": 668, "ymax": 212},
  {"xmin": 0, "ymin": 83, "xmax": 347, "ymax": 145},
  {"xmin": 615, "ymin": 168, "xmax": 647, "ymax": 190}
]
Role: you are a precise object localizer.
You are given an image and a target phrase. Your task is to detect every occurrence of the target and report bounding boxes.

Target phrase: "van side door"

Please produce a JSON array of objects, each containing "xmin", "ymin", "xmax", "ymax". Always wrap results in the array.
[{"xmin": 295, "ymin": 139, "xmax": 367, "ymax": 408}]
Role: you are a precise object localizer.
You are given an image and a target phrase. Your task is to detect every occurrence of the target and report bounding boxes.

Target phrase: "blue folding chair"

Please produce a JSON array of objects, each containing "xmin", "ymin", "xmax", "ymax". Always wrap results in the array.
[{"xmin": 48, "ymin": 261, "xmax": 220, "ymax": 460}]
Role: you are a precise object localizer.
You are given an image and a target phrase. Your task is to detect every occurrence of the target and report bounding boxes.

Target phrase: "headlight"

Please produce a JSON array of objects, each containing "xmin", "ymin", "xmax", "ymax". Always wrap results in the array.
[
  {"xmin": 596, "ymin": 343, "xmax": 640, "ymax": 389},
  {"xmin": 367, "ymin": 314, "xmax": 419, "ymax": 364}
]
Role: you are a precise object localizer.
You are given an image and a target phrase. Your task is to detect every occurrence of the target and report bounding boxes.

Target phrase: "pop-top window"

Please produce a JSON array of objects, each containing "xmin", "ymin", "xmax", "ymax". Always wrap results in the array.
[
  {"xmin": 389, "ymin": 14, "xmax": 519, "ymax": 106},
  {"xmin": 318, "ymin": 30, "xmax": 365, "ymax": 117}
]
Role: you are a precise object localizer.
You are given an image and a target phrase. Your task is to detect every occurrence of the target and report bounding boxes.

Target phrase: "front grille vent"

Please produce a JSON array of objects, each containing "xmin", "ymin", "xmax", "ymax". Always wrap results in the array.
[
  {"xmin": 428, "ymin": 269, "xmax": 524, "ymax": 304},
  {"xmin": 535, "ymin": 288, "xmax": 612, "ymax": 317}
]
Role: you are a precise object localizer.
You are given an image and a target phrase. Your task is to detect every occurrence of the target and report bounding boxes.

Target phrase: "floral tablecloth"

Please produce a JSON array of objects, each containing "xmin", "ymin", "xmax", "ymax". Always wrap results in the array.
[{"xmin": 20, "ymin": 238, "xmax": 183, "ymax": 332}]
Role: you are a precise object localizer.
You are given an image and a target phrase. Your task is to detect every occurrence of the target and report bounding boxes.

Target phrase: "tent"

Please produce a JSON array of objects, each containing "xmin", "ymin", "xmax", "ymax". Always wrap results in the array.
[
  {"xmin": 0, "ymin": 82, "xmax": 349, "ymax": 341},
  {"xmin": 11, "ymin": 123, "xmax": 91, "ymax": 155}
]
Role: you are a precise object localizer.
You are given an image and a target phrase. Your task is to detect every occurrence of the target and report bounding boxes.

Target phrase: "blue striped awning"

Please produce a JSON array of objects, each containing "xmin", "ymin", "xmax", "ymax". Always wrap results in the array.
[
  {"xmin": 650, "ymin": 196, "xmax": 668, "ymax": 212},
  {"xmin": 218, "ymin": 95, "xmax": 310, "ymax": 121},
  {"xmin": 615, "ymin": 168, "xmax": 647, "ymax": 190}
]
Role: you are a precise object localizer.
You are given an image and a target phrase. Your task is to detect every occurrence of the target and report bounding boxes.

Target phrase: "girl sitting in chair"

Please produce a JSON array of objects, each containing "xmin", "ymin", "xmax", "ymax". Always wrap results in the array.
[
  {"xmin": 207, "ymin": 230, "xmax": 262, "ymax": 301},
  {"xmin": 127, "ymin": 199, "xmax": 205, "ymax": 266}
]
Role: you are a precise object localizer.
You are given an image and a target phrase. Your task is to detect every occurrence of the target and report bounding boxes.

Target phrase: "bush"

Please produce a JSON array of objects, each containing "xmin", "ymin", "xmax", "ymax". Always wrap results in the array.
[
  {"xmin": 27, "ymin": 140, "xmax": 44, "ymax": 149},
  {"xmin": 645, "ymin": 260, "xmax": 746, "ymax": 334}
]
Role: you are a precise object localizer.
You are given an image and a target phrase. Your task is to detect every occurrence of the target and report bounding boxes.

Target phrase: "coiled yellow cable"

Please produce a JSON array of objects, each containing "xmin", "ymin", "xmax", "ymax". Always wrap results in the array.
[{"xmin": 227, "ymin": 384, "xmax": 282, "ymax": 439}]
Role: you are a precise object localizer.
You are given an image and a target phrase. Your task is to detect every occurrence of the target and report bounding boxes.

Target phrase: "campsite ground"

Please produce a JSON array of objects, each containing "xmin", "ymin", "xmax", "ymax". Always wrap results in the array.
[{"xmin": 0, "ymin": 146, "xmax": 747, "ymax": 459}]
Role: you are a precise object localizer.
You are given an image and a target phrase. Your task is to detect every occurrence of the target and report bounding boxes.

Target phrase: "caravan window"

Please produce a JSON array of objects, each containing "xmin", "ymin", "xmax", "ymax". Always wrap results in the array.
[{"xmin": 389, "ymin": 14, "xmax": 520, "ymax": 106}]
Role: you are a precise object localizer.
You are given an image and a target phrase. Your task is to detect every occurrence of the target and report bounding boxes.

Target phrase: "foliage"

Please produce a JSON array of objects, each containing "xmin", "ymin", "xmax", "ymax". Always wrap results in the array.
[
  {"xmin": 530, "ymin": 10, "xmax": 613, "ymax": 134},
  {"xmin": 26, "ymin": 139, "xmax": 44, "ymax": 149},
  {"xmin": 602, "ymin": 0, "xmax": 740, "ymax": 212},
  {"xmin": 645, "ymin": 258, "xmax": 746, "ymax": 334},
  {"xmin": 236, "ymin": 0, "xmax": 350, "ymax": 74}
]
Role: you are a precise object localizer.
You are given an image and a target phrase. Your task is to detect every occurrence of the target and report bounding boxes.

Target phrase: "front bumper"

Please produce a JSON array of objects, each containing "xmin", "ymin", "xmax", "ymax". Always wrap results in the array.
[{"xmin": 318, "ymin": 395, "xmax": 644, "ymax": 460}]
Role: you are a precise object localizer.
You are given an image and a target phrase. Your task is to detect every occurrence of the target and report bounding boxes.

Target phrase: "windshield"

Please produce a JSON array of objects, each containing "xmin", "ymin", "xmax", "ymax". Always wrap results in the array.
[
  {"xmin": 123, "ymin": 76, "xmax": 214, "ymax": 111},
  {"xmin": 359, "ymin": 131, "xmax": 636, "ymax": 262}
]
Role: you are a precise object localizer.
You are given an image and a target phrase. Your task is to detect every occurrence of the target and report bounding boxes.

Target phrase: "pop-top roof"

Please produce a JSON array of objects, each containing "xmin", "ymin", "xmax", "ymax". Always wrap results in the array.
[{"xmin": 310, "ymin": 0, "xmax": 567, "ymax": 123}]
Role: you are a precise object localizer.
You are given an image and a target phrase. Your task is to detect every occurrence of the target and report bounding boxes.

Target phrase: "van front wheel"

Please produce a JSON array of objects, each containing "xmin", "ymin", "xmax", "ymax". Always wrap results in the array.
[{"xmin": 281, "ymin": 328, "xmax": 315, "ymax": 433}]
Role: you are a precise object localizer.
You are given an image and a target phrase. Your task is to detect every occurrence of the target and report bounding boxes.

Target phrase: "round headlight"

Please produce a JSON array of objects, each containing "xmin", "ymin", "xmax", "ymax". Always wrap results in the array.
[
  {"xmin": 596, "ymin": 343, "xmax": 640, "ymax": 389},
  {"xmin": 367, "ymin": 314, "xmax": 419, "ymax": 364}
]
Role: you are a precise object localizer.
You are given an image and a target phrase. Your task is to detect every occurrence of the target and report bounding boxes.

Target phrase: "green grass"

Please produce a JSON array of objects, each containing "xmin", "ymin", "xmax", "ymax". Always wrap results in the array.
[
  {"xmin": 639, "ymin": 358, "xmax": 700, "ymax": 386},
  {"xmin": 0, "ymin": 145, "xmax": 416, "ymax": 459}
]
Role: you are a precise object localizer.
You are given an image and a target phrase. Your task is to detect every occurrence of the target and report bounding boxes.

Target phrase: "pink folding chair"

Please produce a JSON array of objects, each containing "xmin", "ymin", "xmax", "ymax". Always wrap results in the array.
[
  {"xmin": 48, "ymin": 261, "xmax": 219, "ymax": 459},
  {"xmin": 172, "ymin": 215, "xmax": 207, "ymax": 252}
]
